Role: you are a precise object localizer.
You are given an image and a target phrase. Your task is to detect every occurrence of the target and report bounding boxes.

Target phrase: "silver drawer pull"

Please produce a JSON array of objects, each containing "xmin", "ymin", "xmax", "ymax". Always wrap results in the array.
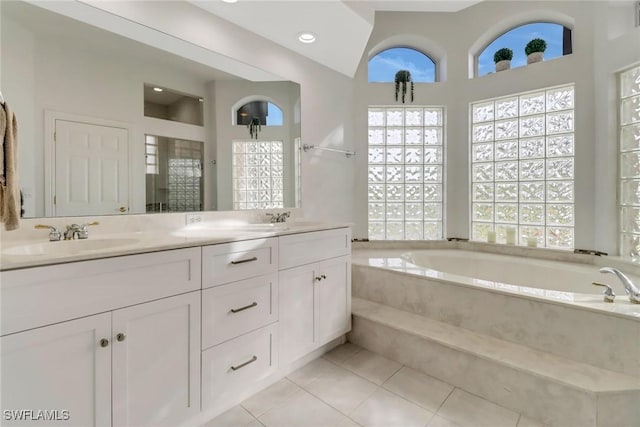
[
  {"xmin": 230, "ymin": 355, "xmax": 258, "ymax": 371},
  {"xmin": 230, "ymin": 302, "xmax": 258, "ymax": 313},
  {"xmin": 230, "ymin": 257, "xmax": 258, "ymax": 265}
]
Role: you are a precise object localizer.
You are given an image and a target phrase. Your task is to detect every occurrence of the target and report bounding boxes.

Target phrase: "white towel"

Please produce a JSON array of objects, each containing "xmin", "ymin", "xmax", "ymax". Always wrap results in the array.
[{"xmin": 1, "ymin": 102, "xmax": 20, "ymax": 230}]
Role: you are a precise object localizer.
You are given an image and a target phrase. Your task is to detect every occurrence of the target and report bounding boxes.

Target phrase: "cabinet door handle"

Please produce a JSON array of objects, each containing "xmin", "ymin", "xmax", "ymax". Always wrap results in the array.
[
  {"xmin": 99, "ymin": 338, "xmax": 109, "ymax": 348},
  {"xmin": 230, "ymin": 355, "xmax": 258, "ymax": 371},
  {"xmin": 230, "ymin": 257, "xmax": 258, "ymax": 265},
  {"xmin": 314, "ymin": 274, "xmax": 327, "ymax": 281},
  {"xmin": 116, "ymin": 333, "xmax": 126, "ymax": 342},
  {"xmin": 230, "ymin": 302, "xmax": 258, "ymax": 313}
]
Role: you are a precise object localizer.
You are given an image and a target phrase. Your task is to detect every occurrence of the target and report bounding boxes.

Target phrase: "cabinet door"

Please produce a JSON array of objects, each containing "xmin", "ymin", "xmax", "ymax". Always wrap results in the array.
[
  {"xmin": 278, "ymin": 264, "xmax": 316, "ymax": 365},
  {"xmin": 1, "ymin": 313, "xmax": 111, "ymax": 427},
  {"xmin": 316, "ymin": 256, "xmax": 351, "ymax": 344},
  {"xmin": 112, "ymin": 292, "xmax": 200, "ymax": 427}
]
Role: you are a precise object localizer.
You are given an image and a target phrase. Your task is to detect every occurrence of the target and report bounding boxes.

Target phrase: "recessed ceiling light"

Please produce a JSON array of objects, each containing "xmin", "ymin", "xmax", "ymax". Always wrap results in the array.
[
  {"xmin": 298, "ymin": 32, "xmax": 316, "ymax": 44},
  {"xmin": 153, "ymin": 87, "xmax": 163, "ymax": 92}
]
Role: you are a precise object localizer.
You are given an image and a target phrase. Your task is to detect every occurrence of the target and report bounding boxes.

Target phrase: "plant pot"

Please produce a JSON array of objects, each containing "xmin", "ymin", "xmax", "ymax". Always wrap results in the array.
[
  {"xmin": 495, "ymin": 60, "xmax": 511, "ymax": 72},
  {"xmin": 527, "ymin": 52, "xmax": 544, "ymax": 64}
]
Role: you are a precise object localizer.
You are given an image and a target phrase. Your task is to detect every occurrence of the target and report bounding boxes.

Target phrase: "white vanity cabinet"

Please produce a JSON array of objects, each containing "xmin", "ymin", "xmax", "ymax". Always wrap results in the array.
[
  {"xmin": 0, "ymin": 248, "xmax": 201, "ymax": 427},
  {"xmin": 278, "ymin": 228, "xmax": 352, "ymax": 365},
  {"xmin": 200, "ymin": 238, "xmax": 279, "ymax": 412},
  {"xmin": 1, "ymin": 313, "xmax": 112, "ymax": 427}
]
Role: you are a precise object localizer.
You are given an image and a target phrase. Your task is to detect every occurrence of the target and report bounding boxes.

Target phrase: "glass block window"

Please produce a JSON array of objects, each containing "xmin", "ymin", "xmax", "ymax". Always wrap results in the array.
[
  {"xmin": 368, "ymin": 106, "xmax": 445, "ymax": 240},
  {"xmin": 167, "ymin": 157, "xmax": 202, "ymax": 212},
  {"xmin": 233, "ymin": 140, "xmax": 284, "ymax": 210},
  {"xmin": 470, "ymin": 85, "xmax": 575, "ymax": 249},
  {"xmin": 619, "ymin": 65, "xmax": 640, "ymax": 259}
]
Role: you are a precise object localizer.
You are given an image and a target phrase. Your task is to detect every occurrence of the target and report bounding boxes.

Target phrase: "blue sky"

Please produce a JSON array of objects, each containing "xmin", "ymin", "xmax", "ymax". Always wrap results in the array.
[
  {"xmin": 478, "ymin": 23, "xmax": 563, "ymax": 76},
  {"xmin": 267, "ymin": 102, "xmax": 283, "ymax": 125},
  {"xmin": 368, "ymin": 47, "xmax": 436, "ymax": 82},
  {"xmin": 368, "ymin": 23, "xmax": 563, "ymax": 81}
]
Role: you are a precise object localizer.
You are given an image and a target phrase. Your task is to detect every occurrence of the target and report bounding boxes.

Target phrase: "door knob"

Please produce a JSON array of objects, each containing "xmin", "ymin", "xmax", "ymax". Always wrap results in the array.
[{"xmin": 116, "ymin": 333, "xmax": 126, "ymax": 342}]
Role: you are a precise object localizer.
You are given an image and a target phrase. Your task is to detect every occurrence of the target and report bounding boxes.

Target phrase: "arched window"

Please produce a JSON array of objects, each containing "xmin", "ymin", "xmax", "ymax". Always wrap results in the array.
[
  {"xmin": 236, "ymin": 101, "xmax": 283, "ymax": 126},
  {"xmin": 477, "ymin": 22, "xmax": 571, "ymax": 77},
  {"xmin": 368, "ymin": 47, "xmax": 436, "ymax": 83}
]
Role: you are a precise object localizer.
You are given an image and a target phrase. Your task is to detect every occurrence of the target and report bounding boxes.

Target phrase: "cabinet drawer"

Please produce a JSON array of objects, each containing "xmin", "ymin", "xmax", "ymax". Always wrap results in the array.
[
  {"xmin": 279, "ymin": 228, "xmax": 351, "ymax": 270},
  {"xmin": 1, "ymin": 247, "xmax": 201, "ymax": 336},
  {"xmin": 201, "ymin": 324, "xmax": 277, "ymax": 409},
  {"xmin": 202, "ymin": 238, "xmax": 278, "ymax": 287},
  {"xmin": 202, "ymin": 274, "xmax": 278, "ymax": 349}
]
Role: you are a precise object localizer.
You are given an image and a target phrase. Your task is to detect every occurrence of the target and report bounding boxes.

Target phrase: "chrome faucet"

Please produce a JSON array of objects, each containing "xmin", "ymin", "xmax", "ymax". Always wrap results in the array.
[
  {"xmin": 34, "ymin": 224, "xmax": 62, "ymax": 241},
  {"xmin": 599, "ymin": 267, "xmax": 640, "ymax": 304},
  {"xmin": 266, "ymin": 211, "xmax": 290, "ymax": 223},
  {"xmin": 63, "ymin": 221, "xmax": 99, "ymax": 240}
]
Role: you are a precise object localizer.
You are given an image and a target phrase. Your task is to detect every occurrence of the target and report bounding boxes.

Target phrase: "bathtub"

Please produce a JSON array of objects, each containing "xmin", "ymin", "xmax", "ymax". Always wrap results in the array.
[
  {"xmin": 350, "ymin": 245, "xmax": 640, "ymax": 426},
  {"xmin": 351, "ymin": 245, "xmax": 640, "ymax": 378},
  {"xmin": 354, "ymin": 247, "xmax": 640, "ymax": 312}
]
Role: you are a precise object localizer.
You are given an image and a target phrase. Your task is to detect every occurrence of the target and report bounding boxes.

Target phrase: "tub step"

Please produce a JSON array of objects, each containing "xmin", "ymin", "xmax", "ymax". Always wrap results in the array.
[{"xmin": 349, "ymin": 297, "xmax": 640, "ymax": 427}]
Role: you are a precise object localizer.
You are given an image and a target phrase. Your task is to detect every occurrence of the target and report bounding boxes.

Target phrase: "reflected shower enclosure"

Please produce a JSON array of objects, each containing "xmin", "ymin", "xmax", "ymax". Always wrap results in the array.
[{"xmin": 145, "ymin": 135, "xmax": 204, "ymax": 213}]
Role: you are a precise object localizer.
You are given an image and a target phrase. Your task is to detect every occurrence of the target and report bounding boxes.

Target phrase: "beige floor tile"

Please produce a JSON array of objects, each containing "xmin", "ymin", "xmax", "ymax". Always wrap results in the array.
[
  {"xmin": 427, "ymin": 415, "xmax": 462, "ymax": 427},
  {"xmin": 436, "ymin": 388, "xmax": 519, "ymax": 427},
  {"xmin": 241, "ymin": 378, "xmax": 303, "ymax": 418},
  {"xmin": 339, "ymin": 348, "xmax": 402, "ymax": 385},
  {"xmin": 323, "ymin": 342, "xmax": 363, "ymax": 365},
  {"xmin": 203, "ymin": 405, "xmax": 261, "ymax": 427},
  {"xmin": 288, "ymin": 358, "xmax": 378, "ymax": 415},
  {"xmin": 516, "ymin": 415, "xmax": 547, "ymax": 427},
  {"xmin": 350, "ymin": 388, "xmax": 433, "ymax": 427},
  {"xmin": 383, "ymin": 366, "xmax": 454, "ymax": 413},
  {"xmin": 258, "ymin": 389, "xmax": 359, "ymax": 427}
]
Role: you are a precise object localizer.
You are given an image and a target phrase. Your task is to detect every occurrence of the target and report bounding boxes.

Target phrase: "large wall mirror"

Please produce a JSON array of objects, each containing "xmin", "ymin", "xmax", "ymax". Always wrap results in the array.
[{"xmin": 1, "ymin": 1, "xmax": 301, "ymax": 218}]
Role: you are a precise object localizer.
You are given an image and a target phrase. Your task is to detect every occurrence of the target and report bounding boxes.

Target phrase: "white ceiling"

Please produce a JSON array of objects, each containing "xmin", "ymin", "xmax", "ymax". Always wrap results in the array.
[{"xmin": 189, "ymin": 1, "xmax": 483, "ymax": 77}]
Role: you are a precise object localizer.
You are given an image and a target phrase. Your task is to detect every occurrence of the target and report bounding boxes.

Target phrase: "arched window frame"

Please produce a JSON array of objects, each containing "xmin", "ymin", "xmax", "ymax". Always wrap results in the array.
[
  {"xmin": 367, "ymin": 35, "xmax": 446, "ymax": 83},
  {"xmin": 469, "ymin": 11, "xmax": 575, "ymax": 78},
  {"xmin": 368, "ymin": 46, "xmax": 438, "ymax": 83}
]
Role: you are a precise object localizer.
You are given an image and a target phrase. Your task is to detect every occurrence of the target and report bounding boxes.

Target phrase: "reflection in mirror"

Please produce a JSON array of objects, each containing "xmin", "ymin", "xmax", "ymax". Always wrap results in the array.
[
  {"xmin": 143, "ymin": 84, "xmax": 204, "ymax": 126},
  {"xmin": 1, "ymin": 1, "xmax": 301, "ymax": 219},
  {"xmin": 145, "ymin": 136, "xmax": 204, "ymax": 213},
  {"xmin": 236, "ymin": 101, "xmax": 283, "ymax": 126}
]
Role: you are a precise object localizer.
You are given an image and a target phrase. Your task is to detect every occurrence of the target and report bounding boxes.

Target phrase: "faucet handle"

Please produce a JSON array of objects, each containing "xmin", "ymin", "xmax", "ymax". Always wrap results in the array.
[
  {"xmin": 592, "ymin": 282, "xmax": 615, "ymax": 303},
  {"xmin": 77, "ymin": 221, "xmax": 99, "ymax": 239},
  {"xmin": 34, "ymin": 224, "xmax": 62, "ymax": 241}
]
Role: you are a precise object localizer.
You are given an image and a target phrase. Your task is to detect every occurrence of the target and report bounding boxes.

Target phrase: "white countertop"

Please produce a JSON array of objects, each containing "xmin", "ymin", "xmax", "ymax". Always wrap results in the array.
[{"xmin": 0, "ymin": 221, "xmax": 351, "ymax": 271}]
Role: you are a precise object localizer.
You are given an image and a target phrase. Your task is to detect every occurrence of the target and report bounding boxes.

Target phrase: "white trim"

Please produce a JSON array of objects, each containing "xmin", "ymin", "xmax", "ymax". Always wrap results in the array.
[{"xmin": 44, "ymin": 110, "xmax": 134, "ymax": 217}]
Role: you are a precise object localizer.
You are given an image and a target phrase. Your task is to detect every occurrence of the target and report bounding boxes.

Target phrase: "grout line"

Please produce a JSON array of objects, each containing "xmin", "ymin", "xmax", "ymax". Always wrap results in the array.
[{"xmin": 516, "ymin": 413, "xmax": 522, "ymax": 427}]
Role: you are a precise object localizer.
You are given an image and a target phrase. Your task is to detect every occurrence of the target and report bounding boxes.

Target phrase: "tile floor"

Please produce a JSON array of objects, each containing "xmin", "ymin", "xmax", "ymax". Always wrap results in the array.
[{"xmin": 203, "ymin": 343, "xmax": 545, "ymax": 427}]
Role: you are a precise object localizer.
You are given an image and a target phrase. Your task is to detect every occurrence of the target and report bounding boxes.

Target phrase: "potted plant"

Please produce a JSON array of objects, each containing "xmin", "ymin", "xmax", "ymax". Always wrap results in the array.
[
  {"xmin": 394, "ymin": 70, "xmax": 414, "ymax": 103},
  {"xmin": 525, "ymin": 38, "xmax": 546, "ymax": 64},
  {"xmin": 493, "ymin": 48, "xmax": 513, "ymax": 72},
  {"xmin": 248, "ymin": 117, "xmax": 261, "ymax": 139}
]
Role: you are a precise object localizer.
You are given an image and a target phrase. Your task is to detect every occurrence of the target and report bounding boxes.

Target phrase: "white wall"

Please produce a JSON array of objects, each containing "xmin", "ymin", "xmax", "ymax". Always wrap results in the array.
[{"xmin": 352, "ymin": 0, "xmax": 640, "ymax": 253}]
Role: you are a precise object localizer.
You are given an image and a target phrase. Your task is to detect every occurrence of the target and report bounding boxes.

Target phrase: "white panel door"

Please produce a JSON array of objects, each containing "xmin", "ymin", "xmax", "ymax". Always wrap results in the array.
[
  {"xmin": 111, "ymin": 292, "xmax": 200, "ymax": 427},
  {"xmin": 54, "ymin": 119, "xmax": 129, "ymax": 216},
  {"xmin": 278, "ymin": 264, "xmax": 316, "ymax": 365},
  {"xmin": 0, "ymin": 313, "xmax": 112, "ymax": 427},
  {"xmin": 316, "ymin": 256, "xmax": 351, "ymax": 344}
]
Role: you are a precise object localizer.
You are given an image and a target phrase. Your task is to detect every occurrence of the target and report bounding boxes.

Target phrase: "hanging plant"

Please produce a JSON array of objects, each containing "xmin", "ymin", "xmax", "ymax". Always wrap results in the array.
[
  {"xmin": 394, "ymin": 70, "xmax": 414, "ymax": 104},
  {"xmin": 248, "ymin": 117, "xmax": 261, "ymax": 139}
]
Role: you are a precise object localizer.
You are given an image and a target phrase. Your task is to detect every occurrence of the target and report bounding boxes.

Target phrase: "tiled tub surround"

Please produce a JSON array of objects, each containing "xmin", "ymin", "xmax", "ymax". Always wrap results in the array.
[{"xmin": 350, "ymin": 244, "xmax": 640, "ymax": 427}]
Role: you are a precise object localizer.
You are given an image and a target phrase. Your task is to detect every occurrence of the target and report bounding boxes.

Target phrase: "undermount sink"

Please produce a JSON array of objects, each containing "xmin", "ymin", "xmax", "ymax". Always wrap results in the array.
[{"xmin": 2, "ymin": 238, "xmax": 140, "ymax": 257}]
